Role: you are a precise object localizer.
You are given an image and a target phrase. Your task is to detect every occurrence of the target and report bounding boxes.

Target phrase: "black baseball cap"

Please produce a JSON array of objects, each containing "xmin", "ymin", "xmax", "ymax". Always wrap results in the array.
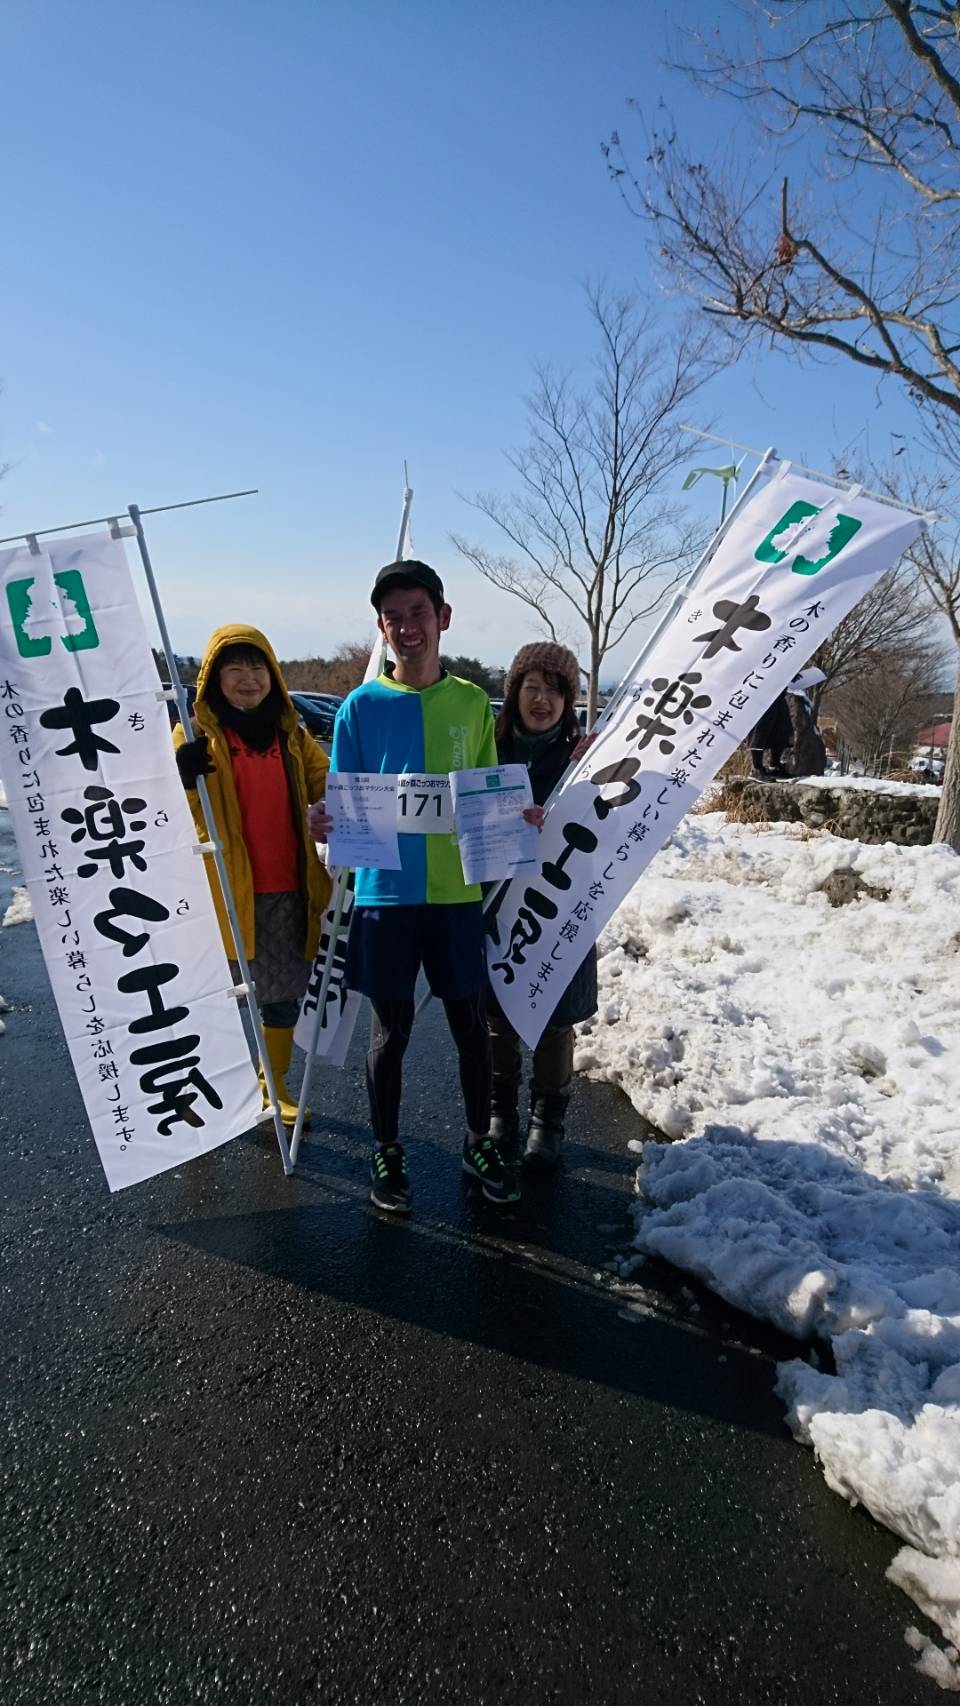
[{"xmin": 370, "ymin": 559, "xmax": 445, "ymax": 610}]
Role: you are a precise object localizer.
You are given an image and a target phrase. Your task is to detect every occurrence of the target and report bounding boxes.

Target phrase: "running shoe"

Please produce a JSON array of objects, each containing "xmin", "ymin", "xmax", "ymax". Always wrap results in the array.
[
  {"xmin": 369, "ymin": 1143, "xmax": 413, "ymax": 1214},
  {"xmin": 462, "ymin": 1135, "xmax": 521, "ymax": 1204}
]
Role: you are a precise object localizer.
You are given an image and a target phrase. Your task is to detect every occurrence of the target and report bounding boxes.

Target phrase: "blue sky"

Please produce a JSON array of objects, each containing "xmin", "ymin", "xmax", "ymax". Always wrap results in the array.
[{"xmin": 2, "ymin": 0, "xmax": 923, "ymax": 679}]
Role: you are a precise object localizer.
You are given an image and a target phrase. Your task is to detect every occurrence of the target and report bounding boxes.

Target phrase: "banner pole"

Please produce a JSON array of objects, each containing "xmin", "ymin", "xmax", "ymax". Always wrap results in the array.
[
  {"xmin": 588, "ymin": 448, "xmax": 777, "ymax": 742},
  {"xmin": 288, "ymin": 867, "xmax": 349, "ymax": 1165},
  {"xmin": 126, "ymin": 503, "xmax": 293, "ymax": 1175},
  {"xmin": 288, "ymin": 473, "xmax": 411, "ymax": 1165},
  {"xmin": 475, "ymin": 448, "xmax": 778, "ymax": 912},
  {"xmin": 412, "ymin": 448, "xmax": 780, "ymax": 1024}
]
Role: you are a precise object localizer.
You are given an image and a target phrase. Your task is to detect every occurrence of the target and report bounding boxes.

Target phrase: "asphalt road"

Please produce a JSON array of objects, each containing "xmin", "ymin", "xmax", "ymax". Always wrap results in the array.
[{"xmin": 0, "ymin": 807, "xmax": 938, "ymax": 1706}]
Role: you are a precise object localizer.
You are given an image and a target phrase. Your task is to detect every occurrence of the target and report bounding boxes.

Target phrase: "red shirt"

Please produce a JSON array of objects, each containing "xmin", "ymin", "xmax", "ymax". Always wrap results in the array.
[{"xmin": 228, "ymin": 733, "xmax": 300, "ymax": 893}]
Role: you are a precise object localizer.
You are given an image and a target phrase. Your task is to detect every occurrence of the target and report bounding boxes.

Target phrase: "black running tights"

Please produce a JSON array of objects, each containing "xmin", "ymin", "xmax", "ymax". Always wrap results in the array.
[{"xmin": 367, "ymin": 992, "xmax": 492, "ymax": 1144}]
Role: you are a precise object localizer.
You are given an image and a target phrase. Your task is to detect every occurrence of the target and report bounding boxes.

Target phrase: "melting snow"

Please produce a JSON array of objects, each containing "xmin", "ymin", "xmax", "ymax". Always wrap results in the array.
[{"xmin": 577, "ymin": 811, "xmax": 960, "ymax": 1671}]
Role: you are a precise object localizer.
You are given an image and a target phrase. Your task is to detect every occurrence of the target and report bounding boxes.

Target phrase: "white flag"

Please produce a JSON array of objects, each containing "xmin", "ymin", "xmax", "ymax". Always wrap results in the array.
[
  {"xmin": 293, "ymin": 481, "xmax": 412, "ymax": 1068},
  {"xmin": 398, "ymin": 485, "xmax": 414, "ymax": 562},
  {"xmin": 486, "ymin": 465, "xmax": 925, "ymax": 1047},
  {"xmin": 0, "ymin": 531, "xmax": 262, "ymax": 1189}
]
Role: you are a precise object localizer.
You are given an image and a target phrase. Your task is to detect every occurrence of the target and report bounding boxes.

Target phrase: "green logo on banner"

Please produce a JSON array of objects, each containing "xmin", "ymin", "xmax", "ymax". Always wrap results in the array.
[
  {"xmin": 5, "ymin": 571, "xmax": 100, "ymax": 658},
  {"xmin": 755, "ymin": 500, "xmax": 862, "ymax": 577}
]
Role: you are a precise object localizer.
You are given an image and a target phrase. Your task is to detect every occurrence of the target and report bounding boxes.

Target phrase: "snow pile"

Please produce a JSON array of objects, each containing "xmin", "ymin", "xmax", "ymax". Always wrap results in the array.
[
  {"xmin": 577, "ymin": 813, "xmax": 960, "ymax": 1657},
  {"xmin": 818, "ymin": 773, "xmax": 942, "ymax": 797},
  {"xmin": 898, "ymin": 1549, "xmax": 960, "ymax": 1690},
  {"xmin": 2, "ymin": 886, "xmax": 32, "ymax": 928},
  {"xmin": 904, "ymin": 1624, "xmax": 960, "ymax": 1693}
]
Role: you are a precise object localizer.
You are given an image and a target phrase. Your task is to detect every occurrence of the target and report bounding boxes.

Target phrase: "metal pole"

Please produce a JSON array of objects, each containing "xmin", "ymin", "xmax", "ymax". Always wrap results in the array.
[
  {"xmin": 127, "ymin": 503, "xmax": 293, "ymax": 1174},
  {"xmin": 288, "ymin": 473, "xmax": 412, "ymax": 1164},
  {"xmin": 0, "ymin": 489, "xmax": 258, "ymax": 546},
  {"xmin": 415, "ymin": 446, "xmax": 782, "ymax": 1024},
  {"xmin": 412, "ymin": 445, "xmax": 782, "ymax": 1024},
  {"xmin": 678, "ymin": 425, "xmax": 933, "ymax": 517},
  {"xmin": 585, "ymin": 446, "xmax": 777, "ymax": 743}
]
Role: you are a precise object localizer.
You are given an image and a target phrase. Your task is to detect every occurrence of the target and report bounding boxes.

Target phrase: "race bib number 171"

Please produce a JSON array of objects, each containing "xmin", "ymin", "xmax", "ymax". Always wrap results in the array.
[{"xmin": 396, "ymin": 773, "xmax": 454, "ymax": 834}]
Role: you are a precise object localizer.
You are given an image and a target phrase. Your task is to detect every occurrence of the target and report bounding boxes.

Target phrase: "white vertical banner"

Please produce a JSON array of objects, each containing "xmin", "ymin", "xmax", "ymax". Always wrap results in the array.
[
  {"xmin": 293, "ymin": 872, "xmax": 363, "ymax": 1064},
  {"xmin": 293, "ymin": 483, "xmax": 413, "ymax": 1071},
  {"xmin": 292, "ymin": 625, "xmax": 385, "ymax": 1067},
  {"xmin": 0, "ymin": 530, "xmax": 262, "ymax": 1190},
  {"xmin": 487, "ymin": 465, "xmax": 926, "ymax": 1047}
]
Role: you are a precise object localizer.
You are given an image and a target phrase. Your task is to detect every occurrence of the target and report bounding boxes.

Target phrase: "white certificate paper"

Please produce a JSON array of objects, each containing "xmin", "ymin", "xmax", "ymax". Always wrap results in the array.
[
  {"xmin": 451, "ymin": 765, "xmax": 540, "ymax": 885},
  {"xmin": 327, "ymin": 772, "xmax": 402, "ymax": 870}
]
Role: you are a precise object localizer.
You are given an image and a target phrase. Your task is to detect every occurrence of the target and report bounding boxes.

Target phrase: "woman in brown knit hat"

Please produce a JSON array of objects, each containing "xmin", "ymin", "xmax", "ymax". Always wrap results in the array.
[{"xmin": 488, "ymin": 642, "xmax": 598, "ymax": 1170}]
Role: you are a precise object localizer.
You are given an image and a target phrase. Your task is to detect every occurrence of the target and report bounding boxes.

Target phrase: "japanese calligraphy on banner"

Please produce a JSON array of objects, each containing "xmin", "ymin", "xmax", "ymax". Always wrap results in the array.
[
  {"xmin": 294, "ymin": 870, "xmax": 363, "ymax": 1066},
  {"xmin": 487, "ymin": 465, "xmax": 925, "ymax": 1047},
  {"xmin": 0, "ymin": 530, "xmax": 262, "ymax": 1190}
]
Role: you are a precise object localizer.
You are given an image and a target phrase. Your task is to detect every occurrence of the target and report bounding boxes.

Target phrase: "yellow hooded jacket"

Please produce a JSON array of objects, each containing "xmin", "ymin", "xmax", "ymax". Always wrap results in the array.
[{"xmin": 173, "ymin": 623, "xmax": 332, "ymax": 962}]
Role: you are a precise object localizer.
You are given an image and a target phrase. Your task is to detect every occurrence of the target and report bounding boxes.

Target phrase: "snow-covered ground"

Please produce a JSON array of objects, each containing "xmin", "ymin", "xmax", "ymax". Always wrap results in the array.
[
  {"xmin": 819, "ymin": 773, "xmax": 943, "ymax": 797},
  {"xmin": 577, "ymin": 811, "xmax": 960, "ymax": 1686},
  {"xmin": 2, "ymin": 886, "xmax": 32, "ymax": 928},
  {"xmin": 1, "ymin": 776, "xmax": 29, "ymax": 928}
]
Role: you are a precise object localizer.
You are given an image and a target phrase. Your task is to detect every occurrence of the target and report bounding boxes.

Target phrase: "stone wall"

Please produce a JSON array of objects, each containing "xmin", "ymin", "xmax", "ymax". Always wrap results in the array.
[{"xmin": 718, "ymin": 776, "xmax": 939, "ymax": 845}]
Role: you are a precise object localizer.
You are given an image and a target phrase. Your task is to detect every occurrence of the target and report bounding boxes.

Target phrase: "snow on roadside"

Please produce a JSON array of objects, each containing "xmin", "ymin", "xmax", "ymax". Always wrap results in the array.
[
  {"xmin": 2, "ymin": 886, "xmax": 33, "ymax": 928},
  {"xmin": 815, "ymin": 773, "xmax": 942, "ymax": 797},
  {"xmin": 575, "ymin": 812, "xmax": 960, "ymax": 1675}
]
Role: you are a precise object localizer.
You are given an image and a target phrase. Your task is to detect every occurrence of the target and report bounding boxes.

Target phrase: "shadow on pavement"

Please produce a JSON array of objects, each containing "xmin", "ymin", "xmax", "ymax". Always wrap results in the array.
[{"xmin": 157, "ymin": 1108, "xmax": 810, "ymax": 1446}]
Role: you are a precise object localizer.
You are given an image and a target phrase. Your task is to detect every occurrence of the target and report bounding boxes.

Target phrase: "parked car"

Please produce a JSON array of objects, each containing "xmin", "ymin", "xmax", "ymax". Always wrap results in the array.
[
  {"xmin": 489, "ymin": 697, "xmax": 592, "ymax": 732},
  {"xmin": 909, "ymin": 754, "xmax": 945, "ymax": 781},
  {"xmin": 290, "ymin": 691, "xmax": 342, "ymax": 741}
]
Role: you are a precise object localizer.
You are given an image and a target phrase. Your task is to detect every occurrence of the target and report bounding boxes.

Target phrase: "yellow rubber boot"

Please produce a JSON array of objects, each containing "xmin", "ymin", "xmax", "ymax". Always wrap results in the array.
[{"xmin": 259, "ymin": 1025, "xmax": 311, "ymax": 1129}]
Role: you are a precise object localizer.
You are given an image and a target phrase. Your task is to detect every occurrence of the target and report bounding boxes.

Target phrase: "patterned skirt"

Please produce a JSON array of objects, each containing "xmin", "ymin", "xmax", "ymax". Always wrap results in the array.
[{"xmin": 231, "ymin": 891, "xmax": 309, "ymax": 1005}]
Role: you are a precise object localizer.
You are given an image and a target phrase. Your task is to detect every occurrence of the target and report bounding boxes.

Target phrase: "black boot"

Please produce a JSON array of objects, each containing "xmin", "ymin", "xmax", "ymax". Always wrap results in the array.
[
  {"xmin": 489, "ymin": 1076, "xmax": 521, "ymax": 1164},
  {"xmin": 524, "ymin": 1085, "xmax": 569, "ymax": 1172},
  {"xmin": 749, "ymin": 749, "xmax": 771, "ymax": 779}
]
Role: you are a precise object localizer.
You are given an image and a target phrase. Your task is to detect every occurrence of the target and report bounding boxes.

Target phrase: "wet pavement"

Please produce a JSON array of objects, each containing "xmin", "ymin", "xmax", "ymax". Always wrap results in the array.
[{"xmin": 0, "ymin": 809, "xmax": 938, "ymax": 1705}]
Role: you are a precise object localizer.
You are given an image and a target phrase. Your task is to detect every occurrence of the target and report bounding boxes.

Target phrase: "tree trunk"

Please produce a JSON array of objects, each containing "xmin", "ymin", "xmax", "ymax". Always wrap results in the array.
[
  {"xmin": 587, "ymin": 640, "xmax": 600, "ymax": 728},
  {"xmin": 933, "ymin": 661, "xmax": 960, "ymax": 851}
]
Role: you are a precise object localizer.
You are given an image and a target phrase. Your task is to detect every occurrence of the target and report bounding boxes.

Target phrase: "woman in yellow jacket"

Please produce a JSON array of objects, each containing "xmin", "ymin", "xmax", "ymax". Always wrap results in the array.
[{"xmin": 173, "ymin": 623, "xmax": 331, "ymax": 1126}]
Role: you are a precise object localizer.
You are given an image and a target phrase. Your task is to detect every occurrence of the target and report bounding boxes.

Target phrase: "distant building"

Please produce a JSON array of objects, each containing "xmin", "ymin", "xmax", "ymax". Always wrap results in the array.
[{"xmin": 916, "ymin": 719, "xmax": 952, "ymax": 756}]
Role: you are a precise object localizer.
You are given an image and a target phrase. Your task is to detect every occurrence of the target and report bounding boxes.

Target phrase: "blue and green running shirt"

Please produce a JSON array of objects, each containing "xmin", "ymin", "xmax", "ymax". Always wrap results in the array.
[{"xmin": 331, "ymin": 671, "xmax": 498, "ymax": 905}]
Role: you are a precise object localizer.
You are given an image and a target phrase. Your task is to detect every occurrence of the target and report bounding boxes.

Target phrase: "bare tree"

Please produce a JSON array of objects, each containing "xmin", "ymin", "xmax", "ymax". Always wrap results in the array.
[
  {"xmin": 810, "ymin": 562, "xmax": 938, "ymax": 707},
  {"xmin": 902, "ymin": 495, "xmax": 960, "ymax": 839},
  {"xmin": 607, "ymin": 3, "xmax": 960, "ymax": 414},
  {"xmin": 281, "ymin": 640, "xmax": 373, "ymax": 696},
  {"xmin": 604, "ymin": 0, "xmax": 960, "ymax": 844},
  {"xmin": 440, "ymin": 654, "xmax": 504, "ymax": 695},
  {"xmin": 452, "ymin": 285, "xmax": 711, "ymax": 722},
  {"xmin": 827, "ymin": 637, "xmax": 947, "ymax": 773}
]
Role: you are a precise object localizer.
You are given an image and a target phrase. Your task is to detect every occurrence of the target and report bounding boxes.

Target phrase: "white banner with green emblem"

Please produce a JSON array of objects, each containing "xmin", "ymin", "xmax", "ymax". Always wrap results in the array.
[
  {"xmin": 0, "ymin": 530, "xmax": 261, "ymax": 1190},
  {"xmin": 486, "ymin": 465, "xmax": 925, "ymax": 1047}
]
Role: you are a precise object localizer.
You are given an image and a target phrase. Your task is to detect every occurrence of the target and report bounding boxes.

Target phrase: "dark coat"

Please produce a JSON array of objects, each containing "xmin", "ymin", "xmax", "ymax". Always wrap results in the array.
[
  {"xmin": 496, "ymin": 723, "xmax": 598, "ymax": 1028},
  {"xmin": 748, "ymin": 690, "xmax": 793, "ymax": 754}
]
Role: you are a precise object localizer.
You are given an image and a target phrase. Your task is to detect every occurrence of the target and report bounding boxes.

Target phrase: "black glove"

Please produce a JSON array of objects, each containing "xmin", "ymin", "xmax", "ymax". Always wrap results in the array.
[{"xmin": 175, "ymin": 734, "xmax": 213, "ymax": 789}]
